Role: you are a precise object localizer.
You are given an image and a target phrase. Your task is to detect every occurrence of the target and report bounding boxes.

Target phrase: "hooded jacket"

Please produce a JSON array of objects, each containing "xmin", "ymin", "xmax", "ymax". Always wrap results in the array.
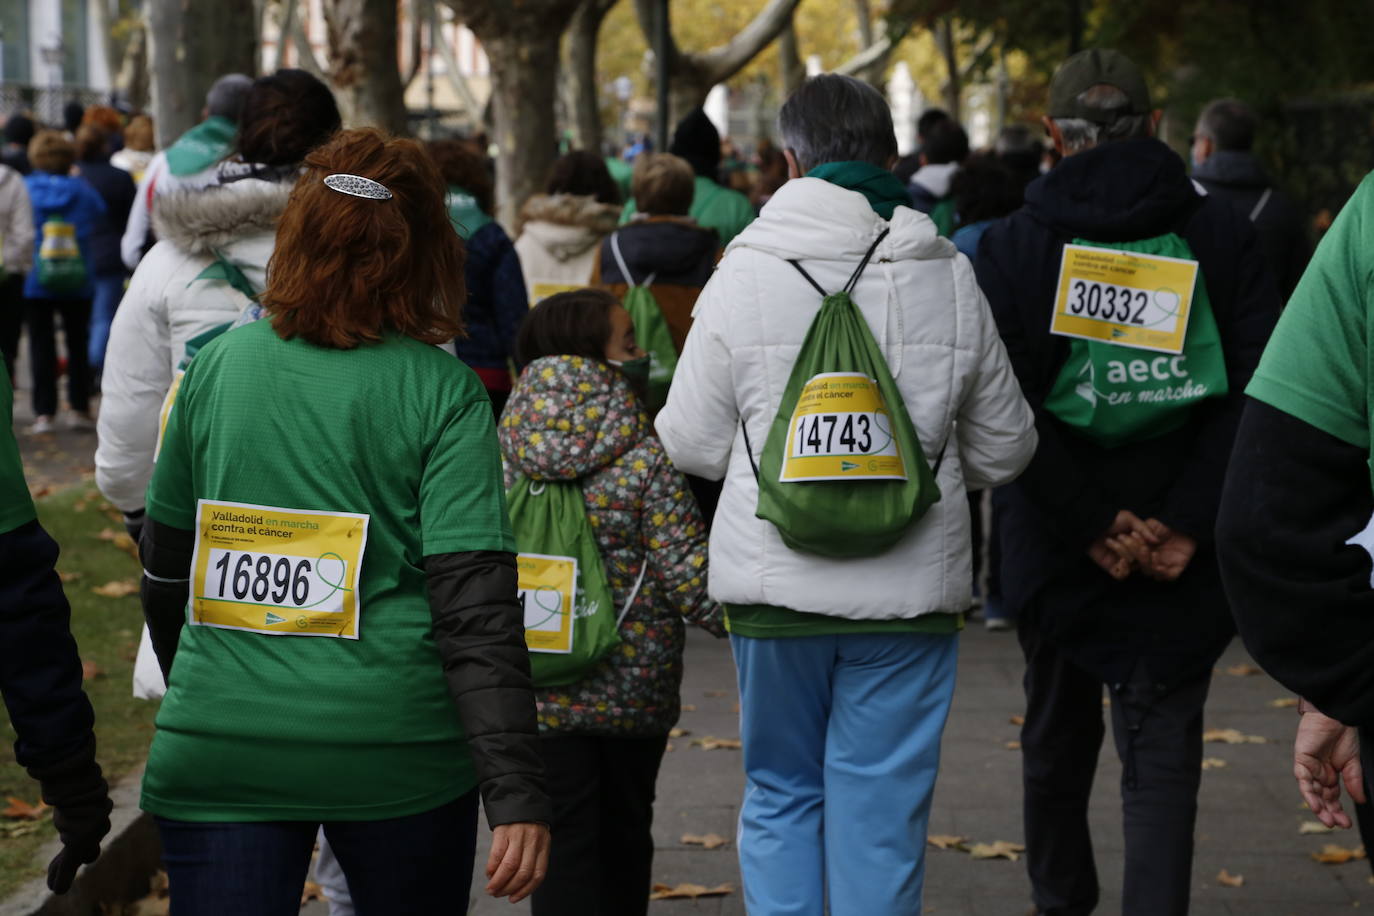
[
  {"xmin": 513, "ymin": 194, "xmax": 620, "ymax": 304},
  {"xmin": 656, "ymin": 176, "xmax": 1037, "ymax": 620},
  {"xmin": 0, "ymin": 164, "xmax": 33, "ymax": 275},
  {"xmin": 1193, "ymin": 149, "xmax": 1311, "ymax": 300},
  {"xmin": 974, "ymin": 138, "xmax": 1281, "ymax": 687},
  {"xmin": 96, "ymin": 177, "xmax": 289, "ymax": 512},
  {"xmin": 592, "ymin": 217, "xmax": 719, "ymax": 352},
  {"xmin": 23, "ymin": 171, "xmax": 106, "ymax": 300},
  {"xmin": 75, "ymin": 157, "xmax": 137, "ymax": 278},
  {"xmin": 499, "ymin": 356, "xmax": 722, "ymax": 736}
]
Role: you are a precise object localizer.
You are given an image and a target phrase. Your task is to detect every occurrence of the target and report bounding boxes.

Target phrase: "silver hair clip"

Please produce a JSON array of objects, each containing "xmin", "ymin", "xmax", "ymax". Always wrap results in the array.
[{"xmin": 323, "ymin": 173, "xmax": 393, "ymax": 200}]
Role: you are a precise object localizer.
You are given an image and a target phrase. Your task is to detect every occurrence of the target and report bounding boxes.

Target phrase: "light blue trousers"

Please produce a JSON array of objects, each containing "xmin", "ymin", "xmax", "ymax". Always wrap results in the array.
[{"xmin": 731, "ymin": 631, "xmax": 958, "ymax": 916}]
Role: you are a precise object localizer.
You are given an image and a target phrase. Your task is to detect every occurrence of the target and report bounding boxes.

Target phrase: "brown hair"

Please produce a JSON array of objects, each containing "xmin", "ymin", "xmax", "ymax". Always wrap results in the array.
[
  {"xmin": 28, "ymin": 130, "xmax": 75, "ymax": 174},
  {"xmin": 237, "ymin": 69, "xmax": 342, "ymax": 168},
  {"xmin": 426, "ymin": 139, "xmax": 493, "ymax": 215},
  {"xmin": 123, "ymin": 115, "xmax": 155, "ymax": 152},
  {"xmin": 544, "ymin": 150, "xmax": 620, "ymax": 205},
  {"xmin": 516, "ymin": 288, "xmax": 617, "ymax": 365},
  {"xmin": 260, "ymin": 128, "xmax": 466, "ymax": 349},
  {"xmin": 631, "ymin": 153, "xmax": 694, "ymax": 216},
  {"xmin": 74, "ymin": 125, "xmax": 108, "ymax": 163},
  {"xmin": 81, "ymin": 105, "xmax": 123, "ymax": 136}
]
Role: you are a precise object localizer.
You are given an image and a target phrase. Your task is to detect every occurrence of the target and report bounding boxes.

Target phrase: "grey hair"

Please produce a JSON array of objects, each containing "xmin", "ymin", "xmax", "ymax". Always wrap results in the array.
[
  {"xmin": 205, "ymin": 74, "xmax": 254, "ymax": 123},
  {"xmin": 1052, "ymin": 84, "xmax": 1153, "ymax": 154},
  {"xmin": 778, "ymin": 74, "xmax": 898, "ymax": 173},
  {"xmin": 1196, "ymin": 98, "xmax": 1256, "ymax": 151}
]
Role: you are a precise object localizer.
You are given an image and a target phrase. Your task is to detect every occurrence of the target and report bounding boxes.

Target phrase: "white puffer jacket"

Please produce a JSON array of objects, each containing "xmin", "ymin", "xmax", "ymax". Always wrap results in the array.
[
  {"xmin": 0, "ymin": 163, "xmax": 33, "ymax": 274},
  {"xmin": 96, "ymin": 178, "xmax": 289, "ymax": 511},
  {"xmin": 656, "ymin": 177, "xmax": 1037, "ymax": 620}
]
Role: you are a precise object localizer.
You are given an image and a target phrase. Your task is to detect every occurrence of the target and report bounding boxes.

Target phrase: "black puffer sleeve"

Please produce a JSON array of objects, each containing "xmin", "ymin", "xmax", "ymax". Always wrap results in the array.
[
  {"xmin": 138, "ymin": 517, "xmax": 194, "ymax": 680},
  {"xmin": 425, "ymin": 550, "xmax": 551, "ymax": 827}
]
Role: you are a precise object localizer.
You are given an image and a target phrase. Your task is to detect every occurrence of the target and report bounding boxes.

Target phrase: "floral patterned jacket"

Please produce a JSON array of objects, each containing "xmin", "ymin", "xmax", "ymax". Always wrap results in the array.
[{"xmin": 499, "ymin": 355, "xmax": 724, "ymax": 736}]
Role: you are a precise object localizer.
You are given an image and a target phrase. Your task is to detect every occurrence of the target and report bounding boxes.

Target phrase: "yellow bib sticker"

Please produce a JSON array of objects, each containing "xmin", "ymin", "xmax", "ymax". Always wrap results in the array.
[
  {"xmin": 39, "ymin": 220, "xmax": 80, "ymax": 260},
  {"xmin": 530, "ymin": 283, "xmax": 582, "ymax": 306},
  {"xmin": 153, "ymin": 370, "xmax": 185, "ymax": 462},
  {"xmin": 780, "ymin": 372, "xmax": 907, "ymax": 482},
  {"xmin": 518, "ymin": 553, "xmax": 576, "ymax": 654},
  {"xmin": 189, "ymin": 499, "xmax": 369, "ymax": 639},
  {"xmin": 1050, "ymin": 245, "xmax": 1200, "ymax": 354}
]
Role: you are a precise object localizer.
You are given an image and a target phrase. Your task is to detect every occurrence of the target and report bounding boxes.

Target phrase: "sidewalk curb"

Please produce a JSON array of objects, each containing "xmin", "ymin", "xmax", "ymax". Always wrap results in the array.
[{"xmin": 0, "ymin": 765, "xmax": 161, "ymax": 916}]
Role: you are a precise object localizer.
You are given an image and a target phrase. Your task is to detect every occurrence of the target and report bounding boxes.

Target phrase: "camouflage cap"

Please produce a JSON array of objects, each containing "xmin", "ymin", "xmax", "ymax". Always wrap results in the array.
[{"xmin": 1047, "ymin": 49, "xmax": 1152, "ymax": 124}]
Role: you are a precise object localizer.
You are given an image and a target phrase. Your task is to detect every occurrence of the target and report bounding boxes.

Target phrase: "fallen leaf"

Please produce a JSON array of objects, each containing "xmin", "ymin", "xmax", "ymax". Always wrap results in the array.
[
  {"xmin": 1225, "ymin": 664, "xmax": 1261, "ymax": 677},
  {"xmin": 3, "ymin": 797, "xmax": 49, "ymax": 820},
  {"xmin": 0, "ymin": 820, "xmax": 43, "ymax": 837},
  {"xmin": 1009, "ymin": 715, "xmax": 1025, "ymax": 726},
  {"xmin": 73, "ymin": 499, "xmax": 89, "ymax": 512},
  {"xmin": 649, "ymin": 883, "xmax": 733, "ymax": 900},
  {"xmin": 301, "ymin": 881, "xmax": 323, "ymax": 905},
  {"xmin": 691, "ymin": 737, "xmax": 743, "ymax": 751},
  {"xmin": 681, "ymin": 832, "xmax": 728, "ymax": 849},
  {"xmin": 1312, "ymin": 844, "xmax": 1367, "ymax": 865},
  {"xmin": 1216, "ymin": 868, "xmax": 1245, "ymax": 888},
  {"xmin": 669, "ymin": 727, "xmax": 690, "ymax": 738},
  {"xmin": 926, "ymin": 835, "xmax": 967, "ymax": 850},
  {"xmin": 968, "ymin": 840, "xmax": 1025, "ymax": 862},
  {"xmin": 1004, "ymin": 741, "xmax": 1022, "ymax": 750},
  {"xmin": 92, "ymin": 579, "xmax": 138, "ymax": 598},
  {"xmin": 81, "ymin": 660, "xmax": 103, "ymax": 681},
  {"xmin": 1201, "ymin": 758, "xmax": 1228, "ymax": 771},
  {"xmin": 680, "ymin": 704, "xmax": 697, "ymax": 712},
  {"xmin": 704, "ymin": 690, "xmax": 730, "ymax": 698},
  {"xmin": 1203, "ymin": 728, "xmax": 1267, "ymax": 745},
  {"xmin": 58, "ymin": 570, "xmax": 83, "ymax": 583},
  {"xmin": 665, "ymin": 743, "xmax": 675, "ymax": 753},
  {"xmin": 1301, "ymin": 821, "xmax": 1336, "ymax": 835},
  {"xmin": 95, "ymin": 528, "xmax": 139, "ymax": 559},
  {"xmin": 1270, "ymin": 697, "xmax": 1299, "ymax": 709}
]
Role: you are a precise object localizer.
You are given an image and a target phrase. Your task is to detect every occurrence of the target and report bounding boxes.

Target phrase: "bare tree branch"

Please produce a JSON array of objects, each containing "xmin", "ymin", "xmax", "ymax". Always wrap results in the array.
[{"xmin": 695, "ymin": 0, "xmax": 802, "ymax": 83}]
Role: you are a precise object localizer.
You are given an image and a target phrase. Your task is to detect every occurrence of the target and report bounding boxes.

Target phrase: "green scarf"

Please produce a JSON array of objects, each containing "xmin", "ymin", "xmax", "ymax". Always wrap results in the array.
[
  {"xmin": 165, "ymin": 115, "xmax": 237, "ymax": 177},
  {"xmin": 808, "ymin": 161, "xmax": 913, "ymax": 219},
  {"xmin": 445, "ymin": 185, "xmax": 493, "ymax": 241}
]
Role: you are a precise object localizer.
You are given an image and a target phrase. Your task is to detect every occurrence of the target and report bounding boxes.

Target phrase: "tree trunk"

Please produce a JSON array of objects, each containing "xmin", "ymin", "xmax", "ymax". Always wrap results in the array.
[
  {"xmin": 323, "ymin": 0, "xmax": 411, "ymax": 133},
  {"xmin": 566, "ymin": 0, "xmax": 616, "ymax": 153},
  {"xmin": 935, "ymin": 16, "xmax": 961, "ymax": 123},
  {"xmin": 116, "ymin": 23, "xmax": 150, "ymax": 113},
  {"xmin": 145, "ymin": 0, "xmax": 258, "ymax": 148},
  {"xmin": 777, "ymin": 16, "xmax": 805, "ymax": 97}
]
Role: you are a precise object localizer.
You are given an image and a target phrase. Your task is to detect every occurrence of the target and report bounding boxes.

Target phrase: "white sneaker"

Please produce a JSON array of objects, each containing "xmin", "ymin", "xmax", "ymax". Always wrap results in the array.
[
  {"xmin": 62, "ymin": 412, "xmax": 96, "ymax": 431},
  {"xmin": 29, "ymin": 415, "xmax": 55, "ymax": 435}
]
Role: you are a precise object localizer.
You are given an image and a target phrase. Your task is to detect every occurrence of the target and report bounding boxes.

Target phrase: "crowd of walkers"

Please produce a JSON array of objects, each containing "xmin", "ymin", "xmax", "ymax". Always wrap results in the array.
[{"xmin": 0, "ymin": 42, "xmax": 1366, "ymax": 916}]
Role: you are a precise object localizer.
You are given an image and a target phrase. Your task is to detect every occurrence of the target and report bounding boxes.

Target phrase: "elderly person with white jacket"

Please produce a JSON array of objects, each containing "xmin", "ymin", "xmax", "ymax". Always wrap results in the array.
[
  {"xmin": 0, "ymin": 162, "xmax": 34, "ymax": 378},
  {"xmin": 656, "ymin": 74, "xmax": 1037, "ymax": 916}
]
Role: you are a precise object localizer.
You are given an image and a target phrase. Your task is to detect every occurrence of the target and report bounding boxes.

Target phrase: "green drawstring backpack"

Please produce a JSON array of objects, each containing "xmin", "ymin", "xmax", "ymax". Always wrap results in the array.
[
  {"xmin": 507, "ymin": 476, "xmax": 644, "ymax": 687},
  {"xmin": 610, "ymin": 232, "xmax": 678, "ymax": 411},
  {"xmin": 744, "ymin": 230, "xmax": 944, "ymax": 558},
  {"xmin": 36, "ymin": 214, "xmax": 87, "ymax": 295}
]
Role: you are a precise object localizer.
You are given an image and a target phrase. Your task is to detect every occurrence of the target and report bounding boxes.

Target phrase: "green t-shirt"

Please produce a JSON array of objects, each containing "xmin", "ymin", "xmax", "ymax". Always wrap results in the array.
[
  {"xmin": 725, "ymin": 604, "xmax": 963, "ymax": 639},
  {"xmin": 142, "ymin": 320, "xmax": 514, "ymax": 822},
  {"xmin": 0, "ymin": 372, "xmax": 36, "ymax": 535},
  {"xmin": 1248, "ymin": 172, "xmax": 1374, "ymax": 460},
  {"xmin": 620, "ymin": 175, "xmax": 754, "ymax": 247}
]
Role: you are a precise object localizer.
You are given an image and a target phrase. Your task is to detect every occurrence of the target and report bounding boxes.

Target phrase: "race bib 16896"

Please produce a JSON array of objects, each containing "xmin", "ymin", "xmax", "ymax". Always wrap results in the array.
[
  {"xmin": 780, "ymin": 372, "xmax": 907, "ymax": 483},
  {"xmin": 189, "ymin": 499, "xmax": 368, "ymax": 639}
]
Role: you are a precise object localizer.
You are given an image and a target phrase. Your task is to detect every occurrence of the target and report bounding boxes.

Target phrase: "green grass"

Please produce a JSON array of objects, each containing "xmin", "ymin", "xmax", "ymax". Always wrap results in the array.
[{"xmin": 0, "ymin": 484, "xmax": 158, "ymax": 899}]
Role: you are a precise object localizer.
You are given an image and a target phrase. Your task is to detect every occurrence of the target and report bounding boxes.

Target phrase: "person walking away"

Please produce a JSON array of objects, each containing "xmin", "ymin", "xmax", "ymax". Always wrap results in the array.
[
  {"xmin": 120, "ymin": 74, "xmax": 252, "ymax": 272},
  {"xmin": 0, "ymin": 160, "xmax": 33, "ymax": 379},
  {"xmin": 1192, "ymin": 97, "xmax": 1311, "ymax": 302},
  {"xmin": 657, "ymin": 74, "xmax": 1037, "ymax": 915},
  {"xmin": 514, "ymin": 151, "xmax": 621, "ymax": 305},
  {"xmin": 3, "ymin": 114, "xmax": 34, "ymax": 175},
  {"xmin": 973, "ymin": 49, "xmax": 1281, "ymax": 916},
  {"xmin": 73, "ymin": 125, "xmax": 136, "ymax": 380},
  {"xmin": 0, "ymin": 368, "xmax": 114, "ymax": 894},
  {"xmin": 499, "ymin": 289, "xmax": 724, "ymax": 915},
  {"xmin": 137, "ymin": 128, "xmax": 550, "ymax": 915},
  {"xmin": 893, "ymin": 108, "xmax": 951, "ymax": 186},
  {"xmin": 111, "ymin": 115, "xmax": 156, "ymax": 185},
  {"xmin": 23, "ymin": 130, "xmax": 106, "ymax": 434},
  {"xmin": 907, "ymin": 119, "xmax": 969, "ymax": 237},
  {"xmin": 620, "ymin": 109, "xmax": 755, "ymax": 247},
  {"xmin": 428, "ymin": 138, "xmax": 527, "ymax": 416}
]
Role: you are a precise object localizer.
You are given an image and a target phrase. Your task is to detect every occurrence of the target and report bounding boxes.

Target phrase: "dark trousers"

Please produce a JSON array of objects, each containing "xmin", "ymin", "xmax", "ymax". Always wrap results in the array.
[
  {"xmin": 1, "ymin": 273, "xmax": 22, "ymax": 381},
  {"xmin": 155, "ymin": 790, "xmax": 478, "ymax": 916},
  {"xmin": 530, "ymin": 734, "xmax": 669, "ymax": 916},
  {"xmin": 1019, "ymin": 625, "xmax": 1209, "ymax": 916},
  {"xmin": 25, "ymin": 297, "xmax": 92, "ymax": 417}
]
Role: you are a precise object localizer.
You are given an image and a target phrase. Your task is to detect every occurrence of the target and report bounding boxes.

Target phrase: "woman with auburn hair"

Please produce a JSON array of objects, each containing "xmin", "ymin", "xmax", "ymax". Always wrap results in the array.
[{"xmin": 136, "ymin": 128, "xmax": 551, "ymax": 915}]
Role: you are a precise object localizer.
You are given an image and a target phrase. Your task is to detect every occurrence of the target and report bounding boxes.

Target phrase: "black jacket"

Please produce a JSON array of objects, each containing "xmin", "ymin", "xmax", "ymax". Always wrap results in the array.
[
  {"xmin": 1194, "ymin": 150, "xmax": 1311, "ymax": 301},
  {"xmin": 74, "ymin": 159, "xmax": 136, "ymax": 278},
  {"xmin": 975, "ymin": 138, "xmax": 1281, "ymax": 687}
]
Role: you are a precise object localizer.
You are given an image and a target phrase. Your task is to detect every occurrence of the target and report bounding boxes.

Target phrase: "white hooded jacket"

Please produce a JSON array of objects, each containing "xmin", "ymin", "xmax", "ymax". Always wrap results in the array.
[
  {"xmin": 655, "ymin": 177, "xmax": 1037, "ymax": 620},
  {"xmin": 96, "ymin": 178, "xmax": 289, "ymax": 511}
]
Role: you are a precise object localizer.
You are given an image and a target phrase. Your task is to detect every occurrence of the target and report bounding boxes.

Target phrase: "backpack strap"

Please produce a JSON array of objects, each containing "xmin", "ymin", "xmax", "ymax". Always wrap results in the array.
[
  {"xmin": 786, "ymin": 229, "xmax": 891, "ymax": 297},
  {"xmin": 609, "ymin": 232, "xmax": 638, "ymax": 287},
  {"xmin": 741, "ymin": 419, "xmax": 760, "ymax": 482},
  {"xmin": 1248, "ymin": 187, "xmax": 1272, "ymax": 223}
]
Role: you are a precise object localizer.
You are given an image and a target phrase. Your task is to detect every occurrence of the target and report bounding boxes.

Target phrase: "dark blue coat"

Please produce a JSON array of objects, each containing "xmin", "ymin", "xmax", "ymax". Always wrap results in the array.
[
  {"xmin": 75, "ymin": 158, "xmax": 136, "ymax": 278},
  {"xmin": 454, "ymin": 220, "xmax": 528, "ymax": 373}
]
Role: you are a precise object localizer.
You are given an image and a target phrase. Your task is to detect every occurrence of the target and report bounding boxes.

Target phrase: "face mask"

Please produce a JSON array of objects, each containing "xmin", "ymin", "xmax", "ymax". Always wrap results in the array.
[{"xmin": 608, "ymin": 355, "xmax": 652, "ymax": 385}]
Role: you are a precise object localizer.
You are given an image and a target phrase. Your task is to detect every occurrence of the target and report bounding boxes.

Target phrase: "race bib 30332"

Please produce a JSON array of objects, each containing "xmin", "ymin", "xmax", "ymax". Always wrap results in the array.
[
  {"xmin": 1050, "ymin": 245, "xmax": 1200, "ymax": 354},
  {"xmin": 189, "ymin": 499, "xmax": 369, "ymax": 639},
  {"xmin": 780, "ymin": 372, "xmax": 907, "ymax": 483}
]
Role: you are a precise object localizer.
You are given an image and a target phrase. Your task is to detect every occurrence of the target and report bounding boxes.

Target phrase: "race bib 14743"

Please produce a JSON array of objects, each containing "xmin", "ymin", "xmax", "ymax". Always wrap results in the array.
[
  {"xmin": 518, "ymin": 553, "xmax": 576, "ymax": 654},
  {"xmin": 780, "ymin": 372, "xmax": 907, "ymax": 483},
  {"xmin": 189, "ymin": 499, "xmax": 369, "ymax": 639},
  {"xmin": 1050, "ymin": 245, "xmax": 1200, "ymax": 354}
]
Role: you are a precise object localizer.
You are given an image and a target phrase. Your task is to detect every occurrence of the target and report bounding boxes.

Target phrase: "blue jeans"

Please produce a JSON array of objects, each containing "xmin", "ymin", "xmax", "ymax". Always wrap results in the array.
[
  {"xmin": 87, "ymin": 274, "xmax": 125, "ymax": 371},
  {"xmin": 155, "ymin": 790, "xmax": 479, "ymax": 916},
  {"xmin": 731, "ymin": 631, "xmax": 958, "ymax": 916}
]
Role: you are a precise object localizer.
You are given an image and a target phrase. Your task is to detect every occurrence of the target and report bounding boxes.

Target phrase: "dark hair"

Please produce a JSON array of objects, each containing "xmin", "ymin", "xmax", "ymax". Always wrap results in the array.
[
  {"xmin": 73, "ymin": 124, "xmax": 108, "ymax": 163},
  {"xmin": 950, "ymin": 154, "xmax": 1024, "ymax": 228},
  {"xmin": 916, "ymin": 108, "xmax": 951, "ymax": 142},
  {"xmin": 261, "ymin": 128, "xmax": 465, "ymax": 349},
  {"xmin": 669, "ymin": 108, "xmax": 721, "ymax": 179},
  {"xmin": 426, "ymin": 139, "xmax": 494, "ymax": 215},
  {"xmin": 544, "ymin": 150, "xmax": 620, "ymax": 205},
  {"xmin": 516, "ymin": 288, "xmax": 617, "ymax": 365},
  {"xmin": 1197, "ymin": 98, "xmax": 1256, "ymax": 152},
  {"xmin": 237, "ymin": 69, "xmax": 342, "ymax": 168},
  {"xmin": 63, "ymin": 101, "xmax": 85, "ymax": 134},
  {"xmin": 4, "ymin": 114, "xmax": 34, "ymax": 146},
  {"xmin": 922, "ymin": 120, "xmax": 969, "ymax": 165},
  {"xmin": 778, "ymin": 74, "xmax": 898, "ymax": 173}
]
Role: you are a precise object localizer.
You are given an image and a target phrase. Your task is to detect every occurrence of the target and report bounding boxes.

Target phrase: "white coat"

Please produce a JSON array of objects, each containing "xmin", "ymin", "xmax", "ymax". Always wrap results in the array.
[
  {"xmin": 655, "ymin": 176, "xmax": 1037, "ymax": 621},
  {"xmin": 0, "ymin": 164, "xmax": 33, "ymax": 274}
]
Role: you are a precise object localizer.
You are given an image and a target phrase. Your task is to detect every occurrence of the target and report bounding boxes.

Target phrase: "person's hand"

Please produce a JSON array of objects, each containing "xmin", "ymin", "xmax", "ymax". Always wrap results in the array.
[
  {"xmin": 1295, "ymin": 707, "xmax": 1365, "ymax": 829},
  {"xmin": 1088, "ymin": 510, "xmax": 1157, "ymax": 580},
  {"xmin": 485, "ymin": 821, "xmax": 550, "ymax": 903},
  {"xmin": 26, "ymin": 750, "xmax": 113, "ymax": 894},
  {"xmin": 1143, "ymin": 520, "xmax": 1196, "ymax": 582}
]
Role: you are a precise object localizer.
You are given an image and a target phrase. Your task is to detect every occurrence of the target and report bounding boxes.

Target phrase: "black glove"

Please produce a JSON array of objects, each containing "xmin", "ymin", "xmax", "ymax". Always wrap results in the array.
[
  {"xmin": 122, "ymin": 508, "xmax": 146, "ymax": 545},
  {"xmin": 26, "ymin": 739, "xmax": 113, "ymax": 894}
]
